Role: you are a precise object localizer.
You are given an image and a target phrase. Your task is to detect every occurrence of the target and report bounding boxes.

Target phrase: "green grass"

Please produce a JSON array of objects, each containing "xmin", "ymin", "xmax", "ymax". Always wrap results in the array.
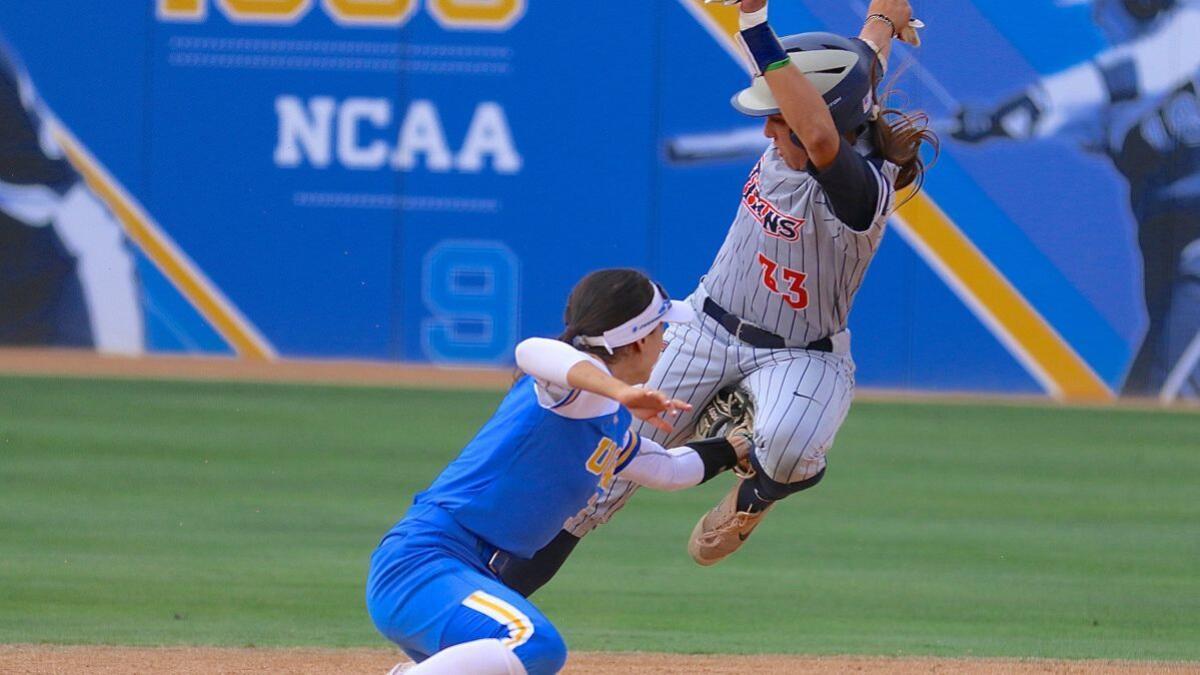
[{"xmin": 1, "ymin": 375, "xmax": 1197, "ymax": 660}]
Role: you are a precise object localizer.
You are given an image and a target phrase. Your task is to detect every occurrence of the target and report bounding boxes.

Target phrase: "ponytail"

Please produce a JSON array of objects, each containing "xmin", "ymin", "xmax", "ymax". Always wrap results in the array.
[{"xmin": 867, "ymin": 63, "xmax": 940, "ymax": 206}]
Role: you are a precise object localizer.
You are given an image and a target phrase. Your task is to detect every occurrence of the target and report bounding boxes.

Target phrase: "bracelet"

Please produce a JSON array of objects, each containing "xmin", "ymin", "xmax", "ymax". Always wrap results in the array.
[{"xmin": 865, "ymin": 13, "xmax": 897, "ymax": 38}]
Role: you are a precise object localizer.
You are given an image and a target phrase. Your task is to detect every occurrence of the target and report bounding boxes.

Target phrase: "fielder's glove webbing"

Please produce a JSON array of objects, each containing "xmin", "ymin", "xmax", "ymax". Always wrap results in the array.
[{"xmin": 692, "ymin": 385, "xmax": 756, "ymax": 478}]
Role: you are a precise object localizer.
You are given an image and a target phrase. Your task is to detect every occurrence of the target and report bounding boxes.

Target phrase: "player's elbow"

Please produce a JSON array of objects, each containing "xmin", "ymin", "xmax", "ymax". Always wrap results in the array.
[
  {"xmin": 514, "ymin": 337, "xmax": 556, "ymax": 374},
  {"xmin": 514, "ymin": 337, "xmax": 537, "ymax": 372},
  {"xmin": 804, "ymin": 129, "xmax": 841, "ymax": 170}
]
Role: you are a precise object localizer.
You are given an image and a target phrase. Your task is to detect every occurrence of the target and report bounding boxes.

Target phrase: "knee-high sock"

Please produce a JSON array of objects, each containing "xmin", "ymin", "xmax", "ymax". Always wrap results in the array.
[{"xmin": 405, "ymin": 639, "xmax": 527, "ymax": 675}]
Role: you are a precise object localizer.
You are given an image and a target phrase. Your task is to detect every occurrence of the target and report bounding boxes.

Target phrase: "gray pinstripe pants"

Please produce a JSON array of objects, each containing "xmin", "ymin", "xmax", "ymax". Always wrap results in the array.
[{"xmin": 563, "ymin": 294, "xmax": 855, "ymax": 537}]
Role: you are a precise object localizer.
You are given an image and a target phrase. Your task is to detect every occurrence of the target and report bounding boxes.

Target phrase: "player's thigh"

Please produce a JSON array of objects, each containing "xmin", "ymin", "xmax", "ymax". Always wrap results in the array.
[
  {"xmin": 742, "ymin": 351, "xmax": 855, "ymax": 484},
  {"xmin": 368, "ymin": 547, "xmax": 565, "ymax": 674},
  {"xmin": 635, "ymin": 319, "xmax": 739, "ymax": 446}
]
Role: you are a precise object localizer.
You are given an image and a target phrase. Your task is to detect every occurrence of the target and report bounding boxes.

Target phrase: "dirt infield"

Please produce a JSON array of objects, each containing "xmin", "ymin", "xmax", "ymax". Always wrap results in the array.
[
  {"xmin": 1, "ymin": 347, "xmax": 1197, "ymax": 413},
  {"xmin": 0, "ymin": 348, "xmax": 513, "ymax": 390},
  {"xmin": 2, "ymin": 646, "xmax": 1195, "ymax": 674}
]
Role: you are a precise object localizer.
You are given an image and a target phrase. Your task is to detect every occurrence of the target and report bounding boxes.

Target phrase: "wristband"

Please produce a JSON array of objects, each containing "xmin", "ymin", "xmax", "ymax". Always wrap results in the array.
[
  {"xmin": 736, "ymin": 22, "xmax": 790, "ymax": 77},
  {"xmin": 738, "ymin": 5, "xmax": 768, "ymax": 30},
  {"xmin": 686, "ymin": 437, "xmax": 740, "ymax": 483}
]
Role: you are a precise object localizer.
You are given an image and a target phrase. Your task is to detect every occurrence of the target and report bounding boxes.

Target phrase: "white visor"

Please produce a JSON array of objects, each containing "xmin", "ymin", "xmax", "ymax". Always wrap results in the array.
[
  {"xmin": 731, "ymin": 49, "xmax": 862, "ymax": 117},
  {"xmin": 574, "ymin": 282, "xmax": 695, "ymax": 353}
]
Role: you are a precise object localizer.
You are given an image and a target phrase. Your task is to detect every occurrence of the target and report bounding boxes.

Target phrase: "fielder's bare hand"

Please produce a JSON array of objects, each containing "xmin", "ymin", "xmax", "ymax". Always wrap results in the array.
[{"xmin": 618, "ymin": 387, "xmax": 692, "ymax": 433}]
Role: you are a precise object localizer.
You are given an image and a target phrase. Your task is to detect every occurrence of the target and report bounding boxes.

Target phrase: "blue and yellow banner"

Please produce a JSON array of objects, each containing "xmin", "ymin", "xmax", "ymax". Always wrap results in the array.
[{"xmin": 1, "ymin": 0, "xmax": 1196, "ymax": 400}]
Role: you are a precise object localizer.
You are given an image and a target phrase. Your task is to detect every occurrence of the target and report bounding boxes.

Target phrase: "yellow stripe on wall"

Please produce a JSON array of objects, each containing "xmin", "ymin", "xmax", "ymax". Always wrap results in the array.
[
  {"xmin": 677, "ymin": 0, "xmax": 748, "ymax": 71},
  {"xmin": 681, "ymin": 0, "xmax": 1113, "ymax": 402},
  {"xmin": 50, "ymin": 122, "xmax": 276, "ymax": 361},
  {"xmin": 893, "ymin": 194, "xmax": 1111, "ymax": 401}
]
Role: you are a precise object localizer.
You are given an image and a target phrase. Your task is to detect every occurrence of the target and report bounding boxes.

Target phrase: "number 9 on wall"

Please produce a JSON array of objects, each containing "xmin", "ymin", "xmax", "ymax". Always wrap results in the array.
[{"xmin": 421, "ymin": 240, "xmax": 519, "ymax": 363}]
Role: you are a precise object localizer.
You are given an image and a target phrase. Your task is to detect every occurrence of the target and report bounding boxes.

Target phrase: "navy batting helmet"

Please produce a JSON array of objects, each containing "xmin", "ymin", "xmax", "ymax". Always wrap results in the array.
[{"xmin": 731, "ymin": 32, "xmax": 881, "ymax": 135}]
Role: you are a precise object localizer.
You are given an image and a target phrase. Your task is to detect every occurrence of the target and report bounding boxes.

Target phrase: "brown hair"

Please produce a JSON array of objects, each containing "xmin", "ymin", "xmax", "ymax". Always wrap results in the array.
[
  {"xmin": 557, "ymin": 268, "xmax": 656, "ymax": 363},
  {"xmin": 866, "ymin": 62, "xmax": 940, "ymax": 204}
]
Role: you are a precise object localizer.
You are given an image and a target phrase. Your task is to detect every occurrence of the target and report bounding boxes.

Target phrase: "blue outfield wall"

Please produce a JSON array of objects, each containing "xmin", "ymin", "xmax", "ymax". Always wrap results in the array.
[{"xmin": 1, "ymin": 0, "xmax": 1180, "ymax": 397}]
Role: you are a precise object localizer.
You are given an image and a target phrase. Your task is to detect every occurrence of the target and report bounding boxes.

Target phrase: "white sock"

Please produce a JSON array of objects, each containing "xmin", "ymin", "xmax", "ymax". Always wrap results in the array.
[{"xmin": 404, "ymin": 639, "xmax": 527, "ymax": 675}]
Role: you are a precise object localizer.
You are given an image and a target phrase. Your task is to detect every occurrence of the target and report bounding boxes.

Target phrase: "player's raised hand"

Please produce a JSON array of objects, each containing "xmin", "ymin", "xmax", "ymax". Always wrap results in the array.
[
  {"xmin": 863, "ymin": 0, "xmax": 926, "ymax": 47},
  {"xmin": 618, "ymin": 386, "xmax": 693, "ymax": 433},
  {"xmin": 865, "ymin": 0, "xmax": 913, "ymax": 36}
]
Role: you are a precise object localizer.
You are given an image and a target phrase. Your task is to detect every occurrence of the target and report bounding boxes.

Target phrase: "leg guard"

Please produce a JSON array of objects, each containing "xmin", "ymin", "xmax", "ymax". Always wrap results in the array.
[{"xmin": 748, "ymin": 452, "xmax": 826, "ymax": 501}]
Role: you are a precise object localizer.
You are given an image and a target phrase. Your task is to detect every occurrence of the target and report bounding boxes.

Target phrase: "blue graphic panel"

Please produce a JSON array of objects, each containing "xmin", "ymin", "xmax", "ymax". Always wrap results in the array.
[{"xmin": 3, "ymin": 0, "xmax": 1195, "ymax": 395}]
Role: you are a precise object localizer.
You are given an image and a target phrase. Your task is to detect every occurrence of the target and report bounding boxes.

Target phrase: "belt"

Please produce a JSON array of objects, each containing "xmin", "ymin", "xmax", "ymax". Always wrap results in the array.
[{"xmin": 702, "ymin": 297, "xmax": 832, "ymax": 352}]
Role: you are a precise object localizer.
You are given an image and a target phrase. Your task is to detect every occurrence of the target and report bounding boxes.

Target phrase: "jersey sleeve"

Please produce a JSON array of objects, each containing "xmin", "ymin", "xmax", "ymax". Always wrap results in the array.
[
  {"xmin": 514, "ymin": 337, "xmax": 619, "ymax": 419},
  {"xmin": 613, "ymin": 430, "xmax": 642, "ymax": 475},
  {"xmin": 615, "ymin": 435, "xmax": 706, "ymax": 491},
  {"xmin": 531, "ymin": 376, "xmax": 620, "ymax": 420},
  {"xmin": 806, "ymin": 138, "xmax": 892, "ymax": 232}
]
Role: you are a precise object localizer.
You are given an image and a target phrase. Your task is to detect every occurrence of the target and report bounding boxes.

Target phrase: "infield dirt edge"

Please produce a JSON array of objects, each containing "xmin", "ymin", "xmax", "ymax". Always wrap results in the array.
[
  {"xmin": 1, "ymin": 347, "xmax": 1197, "ymax": 414},
  {"xmin": 2, "ymin": 645, "xmax": 1197, "ymax": 674}
]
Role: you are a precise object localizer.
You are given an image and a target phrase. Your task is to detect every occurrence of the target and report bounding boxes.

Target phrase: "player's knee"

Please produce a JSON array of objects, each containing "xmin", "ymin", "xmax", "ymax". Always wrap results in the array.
[
  {"xmin": 749, "ymin": 453, "xmax": 827, "ymax": 500},
  {"xmin": 516, "ymin": 623, "xmax": 568, "ymax": 675},
  {"xmin": 753, "ymin": 439, "xmax": 829, "ymax": 486}
]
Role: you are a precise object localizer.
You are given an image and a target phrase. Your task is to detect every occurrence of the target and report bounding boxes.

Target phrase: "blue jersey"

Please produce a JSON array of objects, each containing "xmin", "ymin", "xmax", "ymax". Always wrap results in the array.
[{"xmin": 399, "ymin": 376, "xmax": 638, "ymax": 558}]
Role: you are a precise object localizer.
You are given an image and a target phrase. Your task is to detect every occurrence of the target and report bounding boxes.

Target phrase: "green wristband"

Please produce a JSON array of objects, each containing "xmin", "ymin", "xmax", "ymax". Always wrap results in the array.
[{"xmin": 764, "ymin": 57, "xmax": 792, "ymax": 72}]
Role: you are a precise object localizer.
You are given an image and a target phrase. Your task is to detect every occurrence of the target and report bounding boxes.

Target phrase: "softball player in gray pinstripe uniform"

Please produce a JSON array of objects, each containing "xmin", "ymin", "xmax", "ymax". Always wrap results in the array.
[{"xmin": 495, "ymin": 0, "xmax": 937, "ymax": 593}]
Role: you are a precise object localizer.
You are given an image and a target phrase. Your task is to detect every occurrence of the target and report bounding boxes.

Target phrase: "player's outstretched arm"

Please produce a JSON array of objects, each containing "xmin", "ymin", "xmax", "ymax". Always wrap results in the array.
[
  {"xmin": 515, "ymin": 338, "xmax": 691, "ymax": 431},
  {"xmin": 618, "ymin": 434, "xmax": 753, "ymax": 492}
]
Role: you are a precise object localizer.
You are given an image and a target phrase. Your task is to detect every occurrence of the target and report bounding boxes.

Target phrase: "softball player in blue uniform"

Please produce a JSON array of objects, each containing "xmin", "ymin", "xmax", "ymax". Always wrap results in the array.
[{"xmin": 366, "ymin": 269, "xmax": 753, "ymax": 675}]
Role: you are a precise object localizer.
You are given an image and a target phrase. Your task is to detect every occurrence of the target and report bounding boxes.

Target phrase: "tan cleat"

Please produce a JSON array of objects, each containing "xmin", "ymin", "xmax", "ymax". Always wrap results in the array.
[{"xmin": 688, "ymin": 479, "xmax": 772, "ymax": 566}]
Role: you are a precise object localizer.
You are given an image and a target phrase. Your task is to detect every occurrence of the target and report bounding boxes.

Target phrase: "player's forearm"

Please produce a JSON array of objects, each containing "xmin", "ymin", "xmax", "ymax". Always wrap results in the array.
[
  {"xmin": 620, "ymin": 437, "xmax": 744, "ymax": 491},
  {"xmin": 564, "ymin": 360, "xmax": 633, "ymax": 402},
  {"xmin": 620, "ymin": 443, "xmax": 704, "ymax": 491},
  {"xmin": 858, "ymin": 19, "xmax": 893, "ymax": 69},
  {"xmin": 736, "ymin": 6, "xmax": 840, "ymax": 167},
  {"xmin": 515, "ymin": 336, "xmax": 632, "ymax": 400},
  {"xmin": 764, "ymin": 66, "xmax": 841, "ymax": 165}
]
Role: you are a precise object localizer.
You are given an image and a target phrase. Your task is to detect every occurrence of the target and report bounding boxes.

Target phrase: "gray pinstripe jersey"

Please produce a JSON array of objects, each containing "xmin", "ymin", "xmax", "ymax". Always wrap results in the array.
[{"xmin": 704, "ymin": 145, "xmax": 898, "ymax": 344}]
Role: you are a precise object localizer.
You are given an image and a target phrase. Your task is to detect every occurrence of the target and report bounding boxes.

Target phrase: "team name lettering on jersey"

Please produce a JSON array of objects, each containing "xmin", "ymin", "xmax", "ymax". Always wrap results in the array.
[
  {"xmin": 741, "ymin": 160, "xmax": 804, "ymax": 242},
  {"xmin": 585, "ymin": 437, "xmax": 622, "ymax": 489}
]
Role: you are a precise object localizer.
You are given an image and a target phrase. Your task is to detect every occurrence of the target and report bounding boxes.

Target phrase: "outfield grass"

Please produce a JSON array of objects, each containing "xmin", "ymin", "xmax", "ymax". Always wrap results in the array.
[{"xmin": 1, "ymin": 375, "xmax": 1197, "ymax": 660}]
